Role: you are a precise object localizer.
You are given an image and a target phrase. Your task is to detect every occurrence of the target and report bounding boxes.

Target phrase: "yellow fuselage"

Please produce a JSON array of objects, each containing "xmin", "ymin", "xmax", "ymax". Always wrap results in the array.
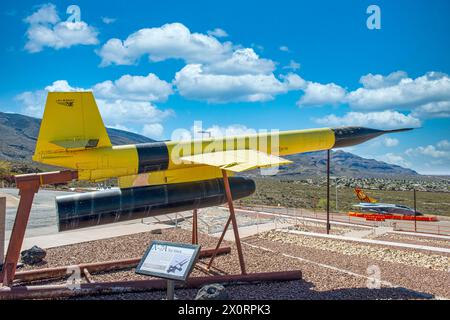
[{"xmin": 33, "ymin": 128, "xmax": 335, "ymax": 181}]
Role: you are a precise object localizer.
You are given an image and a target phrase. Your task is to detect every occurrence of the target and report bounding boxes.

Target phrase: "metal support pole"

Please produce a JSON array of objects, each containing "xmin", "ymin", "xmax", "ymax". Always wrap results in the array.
[
  {"xmin": 166, "ymin": 280, "xmax": 175, "ymax": 300},
  {"xmin": 192, "ymin": 209, "xmax": 198, "ymax": 244},
  {"xmin": 0, "ymin": 197, "xmax": 5, "ymax": 269},
  {"xmin": 207, "ymin": 216, "xmax": 231, "ymax": 270},
  {"xmin": 326, "ymin": 149, "xmax": 331, "ymax": 234},
  {"xmin": 221, "ymin": 170, "xmax": 246, "ymax": 275},
  {"xmin": 414, "ymin": 189, "xmax": 417, "ymax": 232},
  {"xmin": 208, "ymin": 170, "xmax": 246, "ymax": 274}
]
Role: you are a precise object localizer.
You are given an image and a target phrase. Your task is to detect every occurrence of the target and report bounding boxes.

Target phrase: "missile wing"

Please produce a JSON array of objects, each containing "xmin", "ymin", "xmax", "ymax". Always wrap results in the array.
[{"xmin": 180, "ymin": 149, "xmax": 292, "ymax": 172}]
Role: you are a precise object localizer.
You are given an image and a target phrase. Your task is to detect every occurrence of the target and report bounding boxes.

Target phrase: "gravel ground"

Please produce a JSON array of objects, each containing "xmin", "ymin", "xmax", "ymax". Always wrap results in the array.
[
  {"xmin": 244, "ymin": 238, "xmax": 450, "ymax": 299},
  {"xmin": 374, "ymin": 233, "xmax": 450, "ymax": 249},
  {"xmin": 251, "ymin": 233, "xmax": 449, "ymax": 298},
  {"xmin": 290, "ymin": 222, "xmax": 368, "ymax": 235},
  {"xmin": 16, "ymin": 227, "xmax": 448, "ymax": 300},
  {"xmin": 259, "ymin": 230, "xmax": 450, "ymax": 272}
]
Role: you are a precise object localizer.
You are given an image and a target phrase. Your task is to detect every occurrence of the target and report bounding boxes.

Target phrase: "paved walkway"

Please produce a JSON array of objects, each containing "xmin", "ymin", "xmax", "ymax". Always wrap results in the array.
[
  {"xmin": 344, "ymin": 226, "xmax": 393, "ymax": 239},
  {"xmin": 5, "ymin": 222, "xmax": 174, "ymax": 252},
  {"xmin": 210, "ymin": 221, "xmax": 294, "ymax": 241}
]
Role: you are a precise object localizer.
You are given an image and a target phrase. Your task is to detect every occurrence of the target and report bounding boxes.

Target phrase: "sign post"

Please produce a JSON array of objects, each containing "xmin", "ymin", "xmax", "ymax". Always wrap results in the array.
[
  {"xmin": 136, "ymin": 240, "xmax": 201, "ymax": 300},
  {"xmin": 166, "ymin": 279, "xmax": 175, "ymax": 300},
  {"xmin": 0, "ymin": 197, "xmax": 5, "ymax": 268}
]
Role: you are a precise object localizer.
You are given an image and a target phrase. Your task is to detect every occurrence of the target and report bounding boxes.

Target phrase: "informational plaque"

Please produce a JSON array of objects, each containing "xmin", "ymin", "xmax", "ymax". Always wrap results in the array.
[{"xmin": 136, "ymin": 240, "xmax": 201, "ymax": 281}]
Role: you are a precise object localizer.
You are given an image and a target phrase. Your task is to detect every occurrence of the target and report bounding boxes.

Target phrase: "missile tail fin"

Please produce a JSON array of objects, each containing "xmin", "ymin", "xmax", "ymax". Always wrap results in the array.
[{"xmin": 33, "ymin": 92, "xmax": 111, "ymax": 159}]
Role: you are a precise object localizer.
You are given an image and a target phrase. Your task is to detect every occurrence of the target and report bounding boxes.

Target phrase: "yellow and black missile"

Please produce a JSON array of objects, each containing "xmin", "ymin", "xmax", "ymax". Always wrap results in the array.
[{"xmin": 32, "ymin": 92, "xmax": 412, "ymax": 231}]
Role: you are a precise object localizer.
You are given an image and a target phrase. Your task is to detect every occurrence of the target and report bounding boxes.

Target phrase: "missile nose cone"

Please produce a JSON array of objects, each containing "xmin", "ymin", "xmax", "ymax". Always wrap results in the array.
[{"xmin": 332, "ymin": 127, "xmax": 413, "ymax": 148}]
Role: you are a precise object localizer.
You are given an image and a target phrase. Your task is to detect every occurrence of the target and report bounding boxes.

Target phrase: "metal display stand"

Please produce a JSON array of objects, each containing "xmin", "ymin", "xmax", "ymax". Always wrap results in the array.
[
  {"xmin": 207, "ymin": 170, "xmax": 246, "ymax": 274},
  {"xmin": 0, "ymin": 170, "xmax": 78, "ymax": 286},
  {"xmin": 0, "ymin": 169, "xmax": 302, "ymax": 299}
]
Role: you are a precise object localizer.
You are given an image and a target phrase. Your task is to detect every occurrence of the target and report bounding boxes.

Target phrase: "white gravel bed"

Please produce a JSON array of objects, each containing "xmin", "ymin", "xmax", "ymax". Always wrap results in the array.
[
  {"xmin": 18, "ymin": 228, "xmax": 447, "ymax": 300},
  {"xmin": 259, "ymin": 230, "xmax": 450, "ymax": 272},
  {"xmin": 375, "ymin": 233, "xmax": 450, "ymax": 249}
]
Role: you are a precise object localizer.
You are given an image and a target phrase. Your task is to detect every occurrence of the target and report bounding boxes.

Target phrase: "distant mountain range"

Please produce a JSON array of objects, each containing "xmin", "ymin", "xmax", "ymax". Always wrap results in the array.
[
  {"xmin": 0, "ymin": 111, "xmax": 418, "ymax": 177},
  {"xmin": 282, "ymin": 150, "xmax": 417, "ymax": 177}
]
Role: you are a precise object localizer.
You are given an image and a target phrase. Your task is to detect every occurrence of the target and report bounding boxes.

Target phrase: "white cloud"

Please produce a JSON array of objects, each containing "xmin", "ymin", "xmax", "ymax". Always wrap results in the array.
[
  {"xmin": 172, "ymin": 122, "xmax": 257, "ymax": 141},
  {"xmin": 16, "ymin": 78, "xmax": 173, "ymax": 137},
  {"xmin": 15, "ymin": 90, "xmax": 47, "ymax": 116},
  {"xmin": 283, "ymin": 60, "xmax": 301, "ymax": 71},
  {"xmin": 98, "ymin": 22, "xmax": 233, "ymax": 66},
  {"xmin": 293, "ymin": 71, "xmax": 450, "ymax": 120},
  {"xmin": 202, "ymin": 48, "xmax": 275, "ymax": 75},
  {"xmin": 315, "ymin": 110, "xmax": 421, "ymax": 129},
  {"xmin": 96, "ymin": 99, "xmax": 172, "ymax": 129},
  {"xmin": 375, "ymin": 153, "xmax": 412, "ymax": 168},
  {"xmin": 109, "ymin": 124, "xmax": 132, "ymax": 132},
  {"xmin": 207, "ymin": 28, "xmax": 228, "ymax": 38},
  {"xmin": 383, "ymin": 137, "xmax": 399, "ymax": 147},
  {"xmin": 298, "ymin": 82, "xmax": 346, "ymax": 107},
  {"xmin": 437, "ymin": 140, "xmax": 450, "ymax": 149},
  {"xmin": 411, "ymin": 101, "xmax": 450, "ymax": 119},
  {"xmin": 279, "ymin": 46, "xmax": 290, "ymax": 52},
  {"xmin": 141, "ymin": 123, "xmax": 164, "ymax": 138},
  {"xmin": 93, "ymin": 73, "xmax": 173, "ymax": 102},
  {"xmin": 45, "ymin": 79, "xmax": 87, "ymax": 92},
  {"xmin": 24, "ymin": 3, "xmax": 98, "ymax": 53},
  {"xmin": 194, "ymin": 123, "xmax": 257, "ymax": 138},
  {"xmin": 406, "ymin": 145, "xmax": 450, "ymax": 159},
  {"xmin": 346, "ymin": 71, "xmax": 450, "ymax": 112},
  {"xmin": 174, "ymin": 64, "xmax": 301, "ymax": 103},
  {"xmin": 359, "ymin": 71, "xmax": 408, "ymax": 89},
  {"xmin": 279, "ymin": 73, "xmax": 307, "ymax": 90},
  {"xmin": 98, "ymin": 22, "xmax": 306, "ymax": 104},
  {"xmin": 404, "ymin": 142, "xmax": 450, "ymax": 173},
  {"xmin": 101, "ymin": 17, "xmax": 116, "ymax": 24}
]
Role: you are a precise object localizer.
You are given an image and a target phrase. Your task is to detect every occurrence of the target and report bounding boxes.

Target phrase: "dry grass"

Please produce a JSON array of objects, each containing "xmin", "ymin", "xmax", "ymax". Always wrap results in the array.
[{"xmin": 239, "ymin": 178, "xmax": 450, "ymax": 217}]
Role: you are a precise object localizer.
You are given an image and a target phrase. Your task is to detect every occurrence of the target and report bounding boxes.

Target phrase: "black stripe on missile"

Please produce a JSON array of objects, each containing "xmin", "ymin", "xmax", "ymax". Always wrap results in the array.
[{"xmin": 136, "ymin": 142, "xmax": 169, "ymax": 173}]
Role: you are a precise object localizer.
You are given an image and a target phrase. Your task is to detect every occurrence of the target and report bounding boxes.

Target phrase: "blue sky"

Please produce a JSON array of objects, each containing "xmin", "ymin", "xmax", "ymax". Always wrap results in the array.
[{"xmin": 1, "ymin": 0, "xmax": 449, "ymax": 174}]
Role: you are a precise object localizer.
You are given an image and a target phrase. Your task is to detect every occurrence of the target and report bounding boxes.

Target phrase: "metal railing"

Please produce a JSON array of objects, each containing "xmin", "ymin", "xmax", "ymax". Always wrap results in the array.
[{"xmin": 233, "ymin": 204, "xmax": 450, "ymax": 236}]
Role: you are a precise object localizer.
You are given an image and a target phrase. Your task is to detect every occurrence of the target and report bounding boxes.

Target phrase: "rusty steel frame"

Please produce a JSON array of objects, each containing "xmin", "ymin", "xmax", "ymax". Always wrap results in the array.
[
  {"xmin": 192, "ymin": 209, "xmax": 198, "ymax": 244},
  {"xmin": 0, "ymin": 168, "xmax": 303, "ymax": 300},
  {"xmin": 0, "ymin": 270, "xmax": 302, "ymax": 300},
  {"xmin": 0, "ymin": 170, "xmax": 78, "ymax": 286},
  {"xmin": 207, "ymin": 170, "xmax": 246, "ymax": 274},
  {"xmin": 13, "ymin": 247, "xmax": 231, "ymax": 283}
]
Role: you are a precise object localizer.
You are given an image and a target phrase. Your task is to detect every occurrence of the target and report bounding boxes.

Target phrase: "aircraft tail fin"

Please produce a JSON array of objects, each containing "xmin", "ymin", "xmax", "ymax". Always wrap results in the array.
[
  {"xmin": 33, "ymin": 92, "xmax": 111, "ymax": 159},
  {"xmin": 354, "ymin": 187, "xmax": 377, "ymax": 203}
]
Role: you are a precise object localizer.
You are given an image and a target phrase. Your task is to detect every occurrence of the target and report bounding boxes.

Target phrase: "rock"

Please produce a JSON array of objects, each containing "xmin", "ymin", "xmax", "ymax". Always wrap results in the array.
[
  {"xmin": 21, "ymin": 245, "xmax": 46, "ymax": 265},
  {"xmin": 195, "ymin": 283, "xmax": 229, "ymax": 300},
  {"xmin": 150, "ymin": 229, "xmax": 162, "ymax": 235}
]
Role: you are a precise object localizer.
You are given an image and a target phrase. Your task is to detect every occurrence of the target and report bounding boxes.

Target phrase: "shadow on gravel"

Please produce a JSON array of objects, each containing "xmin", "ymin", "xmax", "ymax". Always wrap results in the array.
[
  {"xmin": 225, "ymin": 280, "xmax": 436, "ymax": 300},
  {"xmin": 73, "ymin": 280, "xmax": 436, "ymax": 300}
]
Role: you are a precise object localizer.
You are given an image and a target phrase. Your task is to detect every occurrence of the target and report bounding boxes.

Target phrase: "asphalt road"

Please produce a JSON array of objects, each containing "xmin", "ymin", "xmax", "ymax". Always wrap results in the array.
[
  {"xmin": 0, "ymin": 188, "xmax": 75, "ymax": 237},
  {"xmin": 1, "ymin": 187, "xmax": 449, "ymax": 238}
]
